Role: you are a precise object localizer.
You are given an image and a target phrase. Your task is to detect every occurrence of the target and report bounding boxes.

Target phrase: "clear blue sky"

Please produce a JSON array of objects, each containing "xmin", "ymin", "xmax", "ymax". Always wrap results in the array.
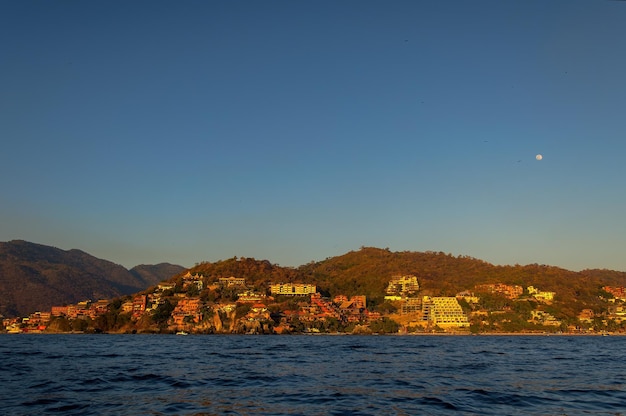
[{"xmin": 2, "ymin": 1, "xmax": 625, "ymax": 271}]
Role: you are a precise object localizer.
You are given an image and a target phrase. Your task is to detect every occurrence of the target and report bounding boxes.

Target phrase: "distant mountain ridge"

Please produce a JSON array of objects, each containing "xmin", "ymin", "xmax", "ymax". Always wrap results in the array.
[
  {"xmin": 0, "ymin": 240, "xmax": 184, "ymax": 317},
  {"xmin": 130, "ymin": 263, "xmax": 189, "ymax": 287}
]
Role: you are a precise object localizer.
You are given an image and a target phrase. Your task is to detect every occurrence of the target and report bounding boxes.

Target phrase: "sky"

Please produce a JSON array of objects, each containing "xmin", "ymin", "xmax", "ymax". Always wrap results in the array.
[{"xmin": 1, "ymin": 1, "xmax": 625, "ymax": 272}]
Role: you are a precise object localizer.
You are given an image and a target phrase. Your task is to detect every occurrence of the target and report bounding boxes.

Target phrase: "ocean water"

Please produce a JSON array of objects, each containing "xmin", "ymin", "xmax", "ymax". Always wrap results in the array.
[{"xmin": 1, "ymin": 334, "xmax": 625, "ymax": 415}]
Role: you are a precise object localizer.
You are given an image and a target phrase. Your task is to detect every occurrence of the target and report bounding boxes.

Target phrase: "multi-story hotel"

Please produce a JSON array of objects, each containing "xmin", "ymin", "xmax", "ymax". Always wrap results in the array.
[
  {"xmin": 270, "ymin": 283, "xmax": 316, "ymax": 296},
  {"xmin": 422, "ymin": 296, "xmax": 469, "ymax": 328},
  {"xmin": 386, "ymin": 275, "xmax": 420, "ymax": 295}
]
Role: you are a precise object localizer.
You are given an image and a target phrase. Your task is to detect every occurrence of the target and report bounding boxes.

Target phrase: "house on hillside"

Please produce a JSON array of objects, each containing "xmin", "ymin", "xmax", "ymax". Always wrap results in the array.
[
  {"xmin": 170, "ymin": 298, "xmax": 202, "ymax": 326},
  {"xmin": 603, "ymin": 286, "xmax": 626, "ymax": 301},
  {"xmin": 132, "ymin": 295, "xmax": 147, "ymax": 319},
  {"xmin": 182, "ymin": 272, "xmax": 204, "ymax": 290},
  {"xmin": 219, "ymin": 277, "xmax": 246, "ymax": 287},
  {"xmin": 578, "ymin": 309, "xmax": 595, "ymax": 324},
  {"xmin": 529, "ymin": 310, "xmax": 561, "ymax": 326},
  {"xmin": 157, "ymin": 282, "xmax": 176, "ymax": 291},
  {"xmin": 237, "ymin": 290, "xmax": 266, "ymax": 303},
  {"xmin": 475, "ymin": 283, "xmax": 523, "ymax": 299},
  {"xmin": 337, "ymin": 296, "xmax": 367, "ymax": 323},
  {"xmin": 527, "ymin": 286, "xmax": 555, "ymax": 303},
  {"xmin": 456, "ymin": 290, "xmax": 480, "ymax": 304}
]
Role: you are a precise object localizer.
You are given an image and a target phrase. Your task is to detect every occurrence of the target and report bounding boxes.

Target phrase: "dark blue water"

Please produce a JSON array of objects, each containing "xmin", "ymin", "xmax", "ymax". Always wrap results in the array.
[{"xmin": 1, "ymin": 334, "xmax": 625, "ymax": 415}]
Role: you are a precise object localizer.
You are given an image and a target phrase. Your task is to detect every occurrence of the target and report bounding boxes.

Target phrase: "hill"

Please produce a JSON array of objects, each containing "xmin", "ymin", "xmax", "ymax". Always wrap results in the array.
[
  {"xmin": 8, "ymin": 245, "xmax": 626, "ymax": 334},
  {"xmin": 0, "ymin": 240, "xmax": 183, "ymax": 317},
  {"xmin": 186, "ymin": 247, "xmax": 626, "ymax": 302},
  {"xmin": 181, "ymin": 247, "xmax": 626, "ymax": 315},
  {"xmin": 130, "ymin": 263, "xmax": 186, "ymax": 287},
  {"xmin": 294, "ymin": 247, "xmax": 626, "ymax": 309},
  {"xmin": 5, "ymin": 243, "xmax": 626, "ymax": 330}
]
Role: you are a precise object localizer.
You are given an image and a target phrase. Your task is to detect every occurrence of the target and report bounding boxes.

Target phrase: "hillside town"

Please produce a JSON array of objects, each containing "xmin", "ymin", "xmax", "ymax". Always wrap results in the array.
[{"xmin": 4, "ymin": 270, "xmax": 626, "ymax": 335}]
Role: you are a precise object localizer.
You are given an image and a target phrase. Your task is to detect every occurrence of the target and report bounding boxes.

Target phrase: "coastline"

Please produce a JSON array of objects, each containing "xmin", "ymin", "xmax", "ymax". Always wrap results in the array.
[{"xmin": 3, "ymin": 330, "xmax": 622, "ymax": 336}]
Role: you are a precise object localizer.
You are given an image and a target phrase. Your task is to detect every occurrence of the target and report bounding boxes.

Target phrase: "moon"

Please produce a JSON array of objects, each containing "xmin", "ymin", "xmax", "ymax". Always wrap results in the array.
[{"xmin": 536, "ymin": 154, "xmax": 543, "ymax": 161}]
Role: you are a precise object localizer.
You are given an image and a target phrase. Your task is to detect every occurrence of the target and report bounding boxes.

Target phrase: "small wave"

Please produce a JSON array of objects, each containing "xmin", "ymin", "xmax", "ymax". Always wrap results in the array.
[
  {"xmin": 416, "ymin": 396, "xmax": 459, "ymax": 411},
  {"xmin": 465, "ymin": 388, "xmax": 554, "ymax": 409},
  {"xmin": 131, "ymin": 373, "xmax": 164, "ymax": 382},
  {"xmin": 46, "ymin": 403, "xmax": 91, "ymax": 413},
  {"xmin": 471, "ymin": 349, "xmax": 506, "ymax": 355},
  {"xmin": 21, "ymin": 398, "xmax": 60, "ymax": 406},
  {"xmin": 4, "ymin": 335, "xmax": 626, "ymax": 415}
]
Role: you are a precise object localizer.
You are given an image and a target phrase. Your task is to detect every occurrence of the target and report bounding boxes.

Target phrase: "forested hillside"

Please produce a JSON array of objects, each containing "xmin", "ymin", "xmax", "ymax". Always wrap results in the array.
[
  {"xmin": 184, "ymin": 247, "xmax": 626, "ymax": 312},
  {"xmin": 0, "ymin": 240, "xmax": 182, "ymax": 317}
]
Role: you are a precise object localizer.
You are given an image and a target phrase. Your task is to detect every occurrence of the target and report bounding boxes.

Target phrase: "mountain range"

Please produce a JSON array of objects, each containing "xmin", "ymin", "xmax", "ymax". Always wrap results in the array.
[{"xmin": 0, "ymin": 240, "xmax": 185, "ymax": 317}]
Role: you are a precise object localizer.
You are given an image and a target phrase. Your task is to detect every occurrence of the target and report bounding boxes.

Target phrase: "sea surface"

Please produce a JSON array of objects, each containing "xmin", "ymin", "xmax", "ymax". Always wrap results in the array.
[{"xmin": 1, "ymin": 334, "xmax": 625, "ymax": 415}]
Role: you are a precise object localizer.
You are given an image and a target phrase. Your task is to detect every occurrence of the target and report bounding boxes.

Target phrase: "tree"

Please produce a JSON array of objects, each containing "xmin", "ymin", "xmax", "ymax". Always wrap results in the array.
[
  {"xmin": 513, "ymin": 300, "xmax": 536, "ymax": 320},
  {"xmin": 369, "ymin": 317, "xmax": 400, "ymax": 334},
  {"xmin": 94, "ymin": 311, "xmax": 118, "ymax": 332},
  {"xmin": 48, "ymin": 317, "xmax": 71, "ymax": 332},
  {"xmin": 373, "ymin": 301, "xmax": 398, "ymax": 314},
  {"xmin": 152, "ymin": 300, "xmax": 175, "ymax": 326},
  {"xmin": 235, "ymin": 304, "xmax": 251, "ymax": 319},
  {"xmin": 186, "ymin": 284, "xmax": 200, "ymax": 297},
  {"xmin": 71, "ymin": 318, "xmax": 89, "ymax": 332}
]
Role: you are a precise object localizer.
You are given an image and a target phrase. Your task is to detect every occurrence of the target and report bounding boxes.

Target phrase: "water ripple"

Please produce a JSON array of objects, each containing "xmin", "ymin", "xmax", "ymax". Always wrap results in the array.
[{"xmin": 1, "ymin": 334, "xmax": 626, "ymax": 415}]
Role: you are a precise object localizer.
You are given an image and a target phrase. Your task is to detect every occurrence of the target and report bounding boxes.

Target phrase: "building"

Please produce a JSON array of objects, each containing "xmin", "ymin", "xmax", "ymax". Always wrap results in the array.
[
  {"xmin": 237, "ymin": 290, "xmax": 265, "ymax": 303},
  {"xmin": 246, "ymin": 304, "xmax": 271, "ymax": 322},
  {"xmin": 456, "ymin": 291, "xmax": 480, "ymax": 304},
  {"xmin": 603, "ymin": 286, "xmax": 626, "ymax": 301},
  {"xmin": 171, "ymin": 298, "xmax": 202, "ymax": 326},
  {"xmin": 350, "ymin": 295, "xmax": 366, "ymax": 309},
  {"xmin": 386, "ymin": 275, "xmax": 420, "ymax": 297},
  {"xmin": 608, "ymin": 305, "xmax": 626, "ymax": 323},
  {"xmin": 422, "ymin": 296, "xmax": 469, "ymax": 328},
  {"xmin": 157, "ymin": 282, "xmax": 176, "ymax": 291},
  {"xmin": 333, "ymin": 295, "xmax": 348, "ymax": 303},
  {"xmin": 183, "ymin": 271, "xmax": 203, "ymax": 280},
  {"xmin": 28, "ymin": 311, "xmax": 51, "ymax": 325},
  {"xmin": 337, "ymin": 296, "xmax": 367, "ymax": 323},
  {"xmin": 91, "ymin": 299, "xmax": 110, "ymax": 316},
  {"xmin": 400, "ymin": 297, "xmax": 422, "ymax": 315},
  {"xmin": 51, "ymin": 306, "xmax": 70, "ymax": 317},
  {"xmin": 270, "ymin": 283, "xmax": 316, "ymax": 296},
  {"xmin": 578, "ymin": 309, "xmax": 595, "ymax": 324},
  {"xmin": 529, "ymin": 310, "xmax": 561, "ymax": 326},
  {"xmin": 311, "ymin": 293, "xmax": 341, "ymax": 319},
  {"xmin": 475, "ymin": 283, "xmax": 523, "ymax": 299},
  {"xmin": 219, "ymin": 277, "xmax": 246, "ymax": 287},
  {"xmin": 132, "ymin": 295, "xmax": 147, "ymax": 318},
  {"xmin": 182, "ymin": 272, "xmax": 204, "ymax": 290},
  {"xmin": 527, "ymin": 286, "xmax": 555, "ymax": 302}
]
